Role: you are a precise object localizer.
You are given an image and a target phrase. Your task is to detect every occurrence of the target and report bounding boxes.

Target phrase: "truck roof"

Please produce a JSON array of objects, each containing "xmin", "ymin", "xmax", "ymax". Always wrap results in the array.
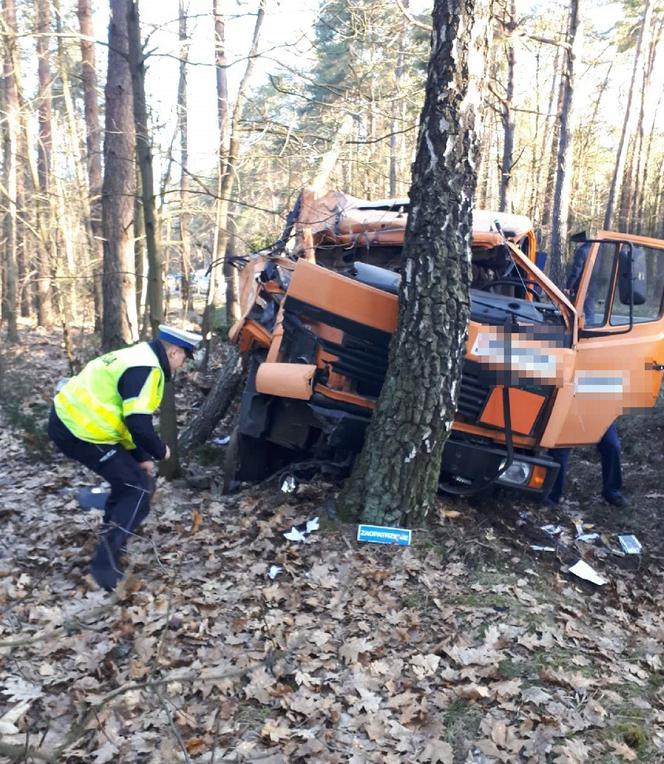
[{"xmin": 294, "ymin": 189, "xmax": 535, "ymax": 254}]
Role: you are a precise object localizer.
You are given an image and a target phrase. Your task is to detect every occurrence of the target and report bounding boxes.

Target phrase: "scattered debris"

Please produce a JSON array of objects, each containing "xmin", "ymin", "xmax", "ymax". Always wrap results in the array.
[
  {"xmin": 281, "ymin": 475, "xmax": 297, "ymax": 493},
  {"xmin": 268, "ymin": 565, "xmax": 283, "ymax": 579},
  {"xmin": 576, "ymin": 532, "xmax": 600, "ymax": 543},
  {"xmin": 541, "ymin": 524, "xmax": 562, "ymax": 537},
  {"xmin": 617, "ymin": 534, "xmax": 642, "ymax": 555},
  {"xmin": 530, "ymin": 545, "xmax": 556, "ymax": 552},
  {"xmin": 569, "ymin": 560, "xmax": 608, "ymax": 586},
  {"xmin": 211, "ymin": 435, "xmax": 231, "ymax": 446},
  {"xmin": 357, "ymin": 524, "xmax": 412, "ymax": 546},
  {"xmin": 283, "ymin": 516, "xmax": 319, "ymax": 542}
]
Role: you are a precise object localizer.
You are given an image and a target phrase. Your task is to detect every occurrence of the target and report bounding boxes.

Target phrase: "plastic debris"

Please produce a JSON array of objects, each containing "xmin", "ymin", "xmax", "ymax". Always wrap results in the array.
[
  {"xmin": 541, "ymin": 524, "xmax": 562, "ymax": 536},
  {"xmin": 576, "ymin": 532, "xmax": 600, "ymax": 543},
  {"xmin": 357, "ymin": 524, "xmax": 412, "ymax": 546},
  {"xmin": 283, "ymin": 516, "xmax": 319, "ymax": 542},
  {"xmin": 268, "ymin": 565, "xmax": 283, "ymax": 579},
  {"xmin": 212, "ymin": 435, "xmax": 231, "ymax": 446},
  {"xmin": 531, "ymin": 545, "xmax": 556, "ymax": 552},
  {"xmin": 281, "ymin": 475, "xmax": 297, "ymax": 493},
  {"xmin": 569, "ymin": 560, "xmax": 608, "ymax": 586},
  {"xmin": 618, "ymin": 534, "xmax": 642, "ymax": 555}
]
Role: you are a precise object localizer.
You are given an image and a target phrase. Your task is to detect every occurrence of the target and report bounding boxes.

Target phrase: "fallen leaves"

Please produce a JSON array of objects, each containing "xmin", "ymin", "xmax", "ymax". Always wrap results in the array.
[{"xmin": 2, "ymin": 330, "xmax": 664, "ymax": 763}]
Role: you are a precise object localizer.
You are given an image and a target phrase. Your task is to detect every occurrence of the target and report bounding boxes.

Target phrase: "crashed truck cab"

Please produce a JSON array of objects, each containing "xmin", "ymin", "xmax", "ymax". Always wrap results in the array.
[{"xmin": 226, "ymin": 187, "xmax": 664, "ymax": 496}]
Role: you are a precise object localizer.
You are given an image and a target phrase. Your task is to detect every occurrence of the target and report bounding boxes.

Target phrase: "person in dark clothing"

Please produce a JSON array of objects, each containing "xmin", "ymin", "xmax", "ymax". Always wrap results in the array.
[
  {"xmin": 548, "ymin": 423, "xmax": 624, "ymax": 507},
  {"xmin": 48, "ymin": 325, "xmax": 202, "ymax": 590},
  {"xmin": 548, "ymin": 242, "xmax": 625, "ymax": 508}
]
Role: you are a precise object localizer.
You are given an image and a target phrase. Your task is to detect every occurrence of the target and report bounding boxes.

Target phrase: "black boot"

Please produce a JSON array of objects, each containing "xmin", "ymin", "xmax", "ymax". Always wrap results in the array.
[{"xmin": 90, "ymin": 533, "xmax": 124, "ymax": 591}]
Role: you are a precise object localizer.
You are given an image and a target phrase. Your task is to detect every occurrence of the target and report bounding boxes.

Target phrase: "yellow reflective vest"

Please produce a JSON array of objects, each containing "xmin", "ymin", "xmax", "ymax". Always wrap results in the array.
[{"xmin": 54, "ymin": 343, "xmax": 165, "ymax": 450}]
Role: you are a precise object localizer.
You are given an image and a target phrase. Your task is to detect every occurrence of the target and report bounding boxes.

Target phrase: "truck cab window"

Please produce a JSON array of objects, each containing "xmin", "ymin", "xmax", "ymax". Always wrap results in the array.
[{"xmin": 610, "ymin": 245, "xmax": 664, "ymax": 325}]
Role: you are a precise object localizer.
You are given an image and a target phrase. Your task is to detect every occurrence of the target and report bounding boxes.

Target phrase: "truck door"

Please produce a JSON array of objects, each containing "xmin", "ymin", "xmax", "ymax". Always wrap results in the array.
[{"xmin": 552, "ymin": 232, "xmax": 664, "ymax": 446}]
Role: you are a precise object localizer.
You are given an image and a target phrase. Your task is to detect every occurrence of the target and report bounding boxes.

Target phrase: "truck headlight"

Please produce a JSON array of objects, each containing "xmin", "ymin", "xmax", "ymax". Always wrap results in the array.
[{"xmin": 497, "ymin": 460, "xmax": 532, "ymax": 486}]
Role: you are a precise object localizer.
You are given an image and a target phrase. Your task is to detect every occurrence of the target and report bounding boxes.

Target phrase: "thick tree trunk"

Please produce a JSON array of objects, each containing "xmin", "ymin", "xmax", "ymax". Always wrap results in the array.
[
  {"xmin": 101, "ymin": 0, "xmax": 138, "ymax": 350},
  {"xmin": 548, "ymin": 0, "xmax": 580, "ymax": 286},
  {"xmin": 178, "ymin": 345, "xmax": 243, "ymax": 453},
  {"xmin": 78, "ymin": 0, "xmax": 104, "ymax": 330},
  {"xmin": 338, "ymin": 0, "xmax": 488, "ymax": 526},
  {"xmin": 603, "ymin": 0, "xmax": 654, "ymax": 230},
  {"xmin": 35, "ymin": 0, "xmax": 54, "ymax": 327}
]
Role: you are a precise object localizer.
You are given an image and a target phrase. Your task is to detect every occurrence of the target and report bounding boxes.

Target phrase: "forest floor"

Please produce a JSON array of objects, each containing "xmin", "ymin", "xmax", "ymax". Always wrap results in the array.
[{"xmin": 1, "ymin": 326, "xmax": 664, "ymax": 764}]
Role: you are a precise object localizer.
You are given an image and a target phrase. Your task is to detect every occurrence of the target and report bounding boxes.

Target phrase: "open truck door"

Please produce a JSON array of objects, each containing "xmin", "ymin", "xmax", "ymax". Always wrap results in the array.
[{"xmin": 544, "ymin": 232, "xmax": 664, "ymax": 447}]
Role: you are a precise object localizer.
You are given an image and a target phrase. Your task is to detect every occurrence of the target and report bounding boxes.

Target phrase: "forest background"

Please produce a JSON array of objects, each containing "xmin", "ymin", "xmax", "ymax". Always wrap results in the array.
[{"xmin": 1, "ymin": 0, "xmax": 662, "ymax": 347}]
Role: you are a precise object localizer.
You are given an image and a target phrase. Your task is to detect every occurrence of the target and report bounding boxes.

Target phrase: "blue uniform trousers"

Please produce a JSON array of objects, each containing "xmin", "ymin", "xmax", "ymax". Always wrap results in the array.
[
  {"xmin": 48, "ymin": 408, "xmax": 152, "ymax": 588},
  {"xmin": 549, "ymin": 422, "xmax": 622, "ymax": 503}
]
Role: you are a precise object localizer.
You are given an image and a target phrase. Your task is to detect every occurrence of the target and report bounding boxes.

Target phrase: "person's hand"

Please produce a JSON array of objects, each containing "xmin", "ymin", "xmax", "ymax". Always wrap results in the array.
[
  {"xmin": 138, "ymin": 460, "xmax": 155, "ymax": 474},
  {"xmin": 163, "ymin": 445, "xmax": 171, "ymax": 461}
]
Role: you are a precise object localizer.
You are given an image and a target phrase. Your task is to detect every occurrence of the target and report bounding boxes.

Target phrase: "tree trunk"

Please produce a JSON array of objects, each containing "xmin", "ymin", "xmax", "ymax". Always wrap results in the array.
[
  {"xmin": 78, "ymin": 0, "xmax": 104, "ymax": 331},
  {"xmin": 498, "ymin": 0, "xmax": 516, "ymax": 213},
  {"xmin": 2, "ymin": 0, "xmax": 20, "ymax": 342},
  {"xmin": 101, "ymin": 0, "xmax": 138, "ymax": 350},
  {"xmin": 35, "ymin": 0, "xmax": 54, "ymax": 327},
  {"xmin": 603, "ymin": 0, "xmax": 654, "ymax": 230},
  {"xmin": 539, "ymin": 39, "xmax": 564, "ymax": 245},
  {"xmin": 338, "ymin": 0, "xmax": 489, "ymax": 526},
  {"xmin": 178, "ymin": 345, "xmax": 243, "ymax": 453},
  {"xmin": 127, "ymin": 0, "xmax": 162, "ymax": 335},
  {"xmin": 548, "ymin": 0, "xmax": 580, "ymax": 286},
  {"xmin": 127, "ymin": 0, "xmax": 180, "ymax": 478},
  {"xmin": 178, "ymin": 0, "xmax": 192, "ymax": 320},
  {"xmin": 203, "ymin": 0, "xmax": 266, "ymax": 357}
]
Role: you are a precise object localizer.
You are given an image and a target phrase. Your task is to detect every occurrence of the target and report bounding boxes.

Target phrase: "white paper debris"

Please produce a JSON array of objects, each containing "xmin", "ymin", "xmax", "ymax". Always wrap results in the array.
[
  {"xmin": 283, "ymin": 527, "xmax": 307, "ymax": 542},
  {"xmin": 283, "ymin": 515, "xmax": 320, "ymax": 543},
  {"xmin": 268, "ymin": 565, "xmax": 283, "ymax": 579},
  {"xmin": 281, "ymin": 475, "xmax": 297, "ymax": 493},
  {"xmin": 569, "ymin": 560, "xmax": 608, "ymax": 586},
  {"xmin": 531, "ymin": 545, "xmax": 556, "ymax": 552},
  {"xmin": 305, "ymin": 516, "xmax": 320, "ymax": 533},
  {"xmin": 541, "ymin": 524, "xmax": 562, "ymax": 536}
]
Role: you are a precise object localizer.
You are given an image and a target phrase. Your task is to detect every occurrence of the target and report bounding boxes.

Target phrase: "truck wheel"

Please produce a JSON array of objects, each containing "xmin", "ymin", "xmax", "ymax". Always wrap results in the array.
[{"xmin": 222, "ymin": 426, "xmax": 273, "ymax": 493}]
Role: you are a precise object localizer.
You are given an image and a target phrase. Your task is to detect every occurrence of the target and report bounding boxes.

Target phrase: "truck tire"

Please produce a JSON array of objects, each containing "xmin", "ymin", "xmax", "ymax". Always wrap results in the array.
[{"xmin": 223, "ymin": 425, "xmax": 273, "ymax": 493}]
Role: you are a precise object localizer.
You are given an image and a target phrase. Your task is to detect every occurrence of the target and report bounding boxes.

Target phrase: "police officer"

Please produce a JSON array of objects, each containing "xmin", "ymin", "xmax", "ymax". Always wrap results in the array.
[{"xmin": 48, "ymin": 325, "xmax": 202, "ymax": 590}]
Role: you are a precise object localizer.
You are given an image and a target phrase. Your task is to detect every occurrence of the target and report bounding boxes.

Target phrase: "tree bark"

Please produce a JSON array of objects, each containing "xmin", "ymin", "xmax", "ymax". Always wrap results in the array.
[
  {"xmin": 603, "ymin": 0, "xmax": 654, "ymax": 230},
  {"xmin": 498, "ymin": 0, "xmax": 516, "ymax": 213},
  {"xmin": 178, "ymin": 0, "xmax": 192, "ymax": 319},
  {"xmin": 178, "ymin": 345, "xmax": 243, "ymax": 453},
  {"xmin": 548, "ymin": 0, "xmax": 580, "ymax": 286},
  {"xmin": 203, "ymin": 0, "xmax": 266, "ymax": 363},
  {"xmin": 127, "ymin": 0, "xmax": 181, "ymax": 478},
  {"xmin": 35, "ymin": 0, "xmax": 54, "ymax": 327},
  {"xmin": 2, "ymin": 0, "xmax": 20, "ymax": 342},
  {"xmin": 101, "ymin": 0, "xmax": 138, "ymax": 350},
  {"xmin": 338, "ymin": 0, "xmax": 489, "ymax": 526},
  {"xmin": 78, "ymin": 0, "xmax": 104, "ymax": 330}
]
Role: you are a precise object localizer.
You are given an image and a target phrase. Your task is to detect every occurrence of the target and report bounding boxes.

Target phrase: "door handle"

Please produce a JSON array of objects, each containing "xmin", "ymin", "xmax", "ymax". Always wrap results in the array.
[{"xmin": 645, "ymin": 361, "xmax": 664, "ymax": 371}]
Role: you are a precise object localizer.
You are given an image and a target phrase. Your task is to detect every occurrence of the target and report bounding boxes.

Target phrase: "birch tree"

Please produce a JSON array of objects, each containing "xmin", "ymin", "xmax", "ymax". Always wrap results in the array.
[
  {"xmin": 339, "ymin": 0, "xmax": 490, "ymax": 525},
  {"xmin": 548, "ymin": 0, "xmax": 580, "ymax": 285}
]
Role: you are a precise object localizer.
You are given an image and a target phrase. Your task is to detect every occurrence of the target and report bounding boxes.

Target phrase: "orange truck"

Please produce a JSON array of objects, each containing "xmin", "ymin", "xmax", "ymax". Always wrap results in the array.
[{"xmin": 225, "ymin": 187, "xmax": 664, "ymax": 496}]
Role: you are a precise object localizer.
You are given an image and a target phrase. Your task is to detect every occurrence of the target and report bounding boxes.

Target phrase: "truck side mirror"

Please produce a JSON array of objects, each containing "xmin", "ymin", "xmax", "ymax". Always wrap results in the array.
[{"xmin": 618, "ymin": 245, "xmax": 647, "ymax": 306}]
